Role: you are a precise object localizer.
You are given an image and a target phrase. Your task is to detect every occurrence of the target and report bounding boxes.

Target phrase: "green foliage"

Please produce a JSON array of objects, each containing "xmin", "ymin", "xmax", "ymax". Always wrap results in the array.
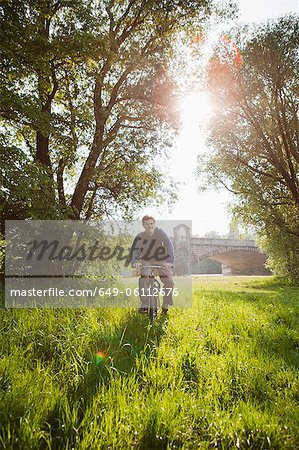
[
  {"xmin": 199, "ymin": 15, "xmax": 299, "ymax": 279},
  {"xmin": 0, "ymin": 276, "xmax": 298, "ymax": 448},
  {"xmin": 0, "ymin": 0, "xmax": 213, "ymax": 220},
  {"xmin": 0, "ymin": 141, "xmax": 65, "ymax": 222},
  {"xmin": 258, "ymin": 229, "xmax": 299, "ymax": 280}
]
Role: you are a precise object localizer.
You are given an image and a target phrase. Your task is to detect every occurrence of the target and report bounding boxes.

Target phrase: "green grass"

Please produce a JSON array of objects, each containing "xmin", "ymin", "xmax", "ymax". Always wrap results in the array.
[{"xmin": 0, "ymin": 276, "xmax": 298, "ymax": 449}]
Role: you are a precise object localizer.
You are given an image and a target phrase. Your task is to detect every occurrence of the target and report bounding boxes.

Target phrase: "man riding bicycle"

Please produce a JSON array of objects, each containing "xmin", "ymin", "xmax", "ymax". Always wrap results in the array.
[{"xmin": 130, "ymin": 215, "xmax": 175, "ymax": 315}]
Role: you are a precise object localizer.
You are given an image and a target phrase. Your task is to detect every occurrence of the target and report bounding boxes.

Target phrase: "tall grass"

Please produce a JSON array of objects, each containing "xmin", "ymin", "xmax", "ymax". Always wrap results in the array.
[{"xmin": 0, "ymin": 276, "xmax": 298, "ymax": 449}]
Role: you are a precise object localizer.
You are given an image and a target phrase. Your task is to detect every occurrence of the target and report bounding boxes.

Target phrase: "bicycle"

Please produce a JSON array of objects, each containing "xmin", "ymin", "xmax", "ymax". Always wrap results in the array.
[{"xmin": 140, "ymin": 265, "xmax": 162, "ymax": 324}]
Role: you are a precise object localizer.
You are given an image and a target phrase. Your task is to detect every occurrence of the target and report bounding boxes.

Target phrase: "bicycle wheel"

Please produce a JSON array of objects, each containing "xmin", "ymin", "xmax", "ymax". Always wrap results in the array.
[{"xmin": 148, "ymin": 277, "xmax": 157, "ymax": 324}]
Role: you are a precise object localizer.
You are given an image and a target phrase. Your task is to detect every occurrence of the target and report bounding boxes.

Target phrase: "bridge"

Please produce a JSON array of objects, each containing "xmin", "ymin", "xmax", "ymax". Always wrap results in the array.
[{"xmin": 172, "ymin": 224, "xmax": 270, "ymax": 275}]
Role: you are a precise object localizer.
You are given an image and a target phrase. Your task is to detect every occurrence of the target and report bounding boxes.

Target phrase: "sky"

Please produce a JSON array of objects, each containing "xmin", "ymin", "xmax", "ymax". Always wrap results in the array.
[
  {"xmin": 237, "ymin": 0, "xmax": 298, "ymax": 22},
  {"xmin": 139, "ymin": 0, "xmax": 298, "ymax": 237}
]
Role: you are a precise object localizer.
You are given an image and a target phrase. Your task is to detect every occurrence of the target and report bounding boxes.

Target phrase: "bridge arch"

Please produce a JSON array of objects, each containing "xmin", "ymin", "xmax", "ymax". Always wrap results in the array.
[
  {"xmin": 192, "ymin": 245, "xmax": 261, "ymax": 263},
  {"xmin": 172, "ymin": 229, "xmax": 269, "ymax": 275},
  {"xmin": 191, "ymin": 244, "xmax": 269, "ymax": 275},
  {"xmin": 172, "ymin": 223, "xmax": 270, "ymax": 275}
]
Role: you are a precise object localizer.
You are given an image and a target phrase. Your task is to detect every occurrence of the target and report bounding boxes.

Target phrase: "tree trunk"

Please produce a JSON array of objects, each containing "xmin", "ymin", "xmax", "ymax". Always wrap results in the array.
[
  {"xmin": 70, "ymin": 148, "xmax": 98, "ymax": 218},
  {"xmin": 36, "ymin": 128, "xmax": 51, "ymax": 168}
]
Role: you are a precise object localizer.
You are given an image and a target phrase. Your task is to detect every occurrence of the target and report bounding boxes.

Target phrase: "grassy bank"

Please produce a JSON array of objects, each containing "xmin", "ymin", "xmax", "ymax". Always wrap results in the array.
[{"xmin": 0, "ymin": 277, "xmax": 298, "ymax": 449}]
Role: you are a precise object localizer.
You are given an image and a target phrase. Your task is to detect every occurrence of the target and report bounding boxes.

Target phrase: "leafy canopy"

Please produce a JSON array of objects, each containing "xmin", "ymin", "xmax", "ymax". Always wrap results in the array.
[
  {"xmin": 198, "ymin": 15, "xmax": 299, "ymax": 278},
  {"xmin": 0, "ymin": 0, "xmax": 212, "ymax": 221}
]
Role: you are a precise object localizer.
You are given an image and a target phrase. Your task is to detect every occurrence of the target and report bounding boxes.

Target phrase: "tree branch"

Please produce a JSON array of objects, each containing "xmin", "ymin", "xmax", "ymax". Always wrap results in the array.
[{"xmin": 57, "ymin": 158, "xmax": 66, "ymax": 207}]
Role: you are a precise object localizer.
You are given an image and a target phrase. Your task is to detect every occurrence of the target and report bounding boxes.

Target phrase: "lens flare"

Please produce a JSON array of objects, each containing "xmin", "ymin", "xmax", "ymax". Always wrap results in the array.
[{"xmin": 94, "ymin": 351, "xmax": 106, "ymax": 365}]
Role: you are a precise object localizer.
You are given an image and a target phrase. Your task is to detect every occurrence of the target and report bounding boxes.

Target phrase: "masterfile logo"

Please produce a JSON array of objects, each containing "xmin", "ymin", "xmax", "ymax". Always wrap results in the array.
[
  {"xmin": 5, "ymin": 219, "xmax": 191, "ymax": 276},
  {"xmin": 5, "ymin": 219, "xmax": 192, "ymax": 308}
]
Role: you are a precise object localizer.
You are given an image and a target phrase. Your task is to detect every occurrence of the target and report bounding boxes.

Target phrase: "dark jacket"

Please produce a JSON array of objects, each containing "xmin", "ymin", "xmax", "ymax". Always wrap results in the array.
[{"xmin": 130, "ymin": 227, "xmax": 174, "ymax": 265}]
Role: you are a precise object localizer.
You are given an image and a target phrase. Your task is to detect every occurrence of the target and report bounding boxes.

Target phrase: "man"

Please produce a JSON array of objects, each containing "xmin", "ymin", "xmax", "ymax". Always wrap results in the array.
[{"xmin": 130, "ymin": 215, "xmax": 174, "ymax": 314}]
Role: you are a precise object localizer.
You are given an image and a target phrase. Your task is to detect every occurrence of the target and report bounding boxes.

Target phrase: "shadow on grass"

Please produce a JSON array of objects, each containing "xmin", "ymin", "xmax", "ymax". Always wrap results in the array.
[
  {"xmin": 44, "ymin": 309, "xmax": 168, "ymax": 449},
  {"xmin": 241, "ymin": 277, "xmax": 299, "ymax": 290}
]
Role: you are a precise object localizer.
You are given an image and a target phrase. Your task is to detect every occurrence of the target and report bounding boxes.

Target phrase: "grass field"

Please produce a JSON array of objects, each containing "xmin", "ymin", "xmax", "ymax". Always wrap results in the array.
[{"xmin": 0, "ymin": 276, "xmax": 298, "ymax": 449}]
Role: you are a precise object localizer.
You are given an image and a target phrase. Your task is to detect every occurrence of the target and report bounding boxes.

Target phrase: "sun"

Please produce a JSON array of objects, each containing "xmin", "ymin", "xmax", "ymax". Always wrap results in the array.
[
  {"xmin": 170, "ymin": 90, "xmax": 214, "ymax": 180},
  {"xmin": 179, "ymin": 91, "xmax": 213, "ymax": 128}
]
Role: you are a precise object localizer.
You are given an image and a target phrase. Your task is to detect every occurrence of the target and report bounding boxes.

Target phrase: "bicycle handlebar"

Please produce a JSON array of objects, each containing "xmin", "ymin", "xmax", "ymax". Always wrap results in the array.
[{"xmin": 141, "ymin": 265, "xmax": 165, "ymax": 268}]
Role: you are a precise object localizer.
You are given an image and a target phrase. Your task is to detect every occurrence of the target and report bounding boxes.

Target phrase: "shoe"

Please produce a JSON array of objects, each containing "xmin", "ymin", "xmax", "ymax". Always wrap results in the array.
[
  {"xmin": 161, "ymin": 308, "xmax": 168, "ymax": 315},
  {"xmin": 138, "ymin": 307, "xmax": 148, "ymax": 314}
]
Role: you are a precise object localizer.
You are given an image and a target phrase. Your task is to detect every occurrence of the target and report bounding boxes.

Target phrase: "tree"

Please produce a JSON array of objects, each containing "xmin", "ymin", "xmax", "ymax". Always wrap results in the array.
[
  {"xmin": 0, "ymin": 0, "xmax": 96, "ymax": 219},
  {"xmin": 198, "ymin": 15, "xmax": 299, "ymax": 278},
  {"xmin": 0, "ymin": 0, "xmax": 212, "ymax": 222}
]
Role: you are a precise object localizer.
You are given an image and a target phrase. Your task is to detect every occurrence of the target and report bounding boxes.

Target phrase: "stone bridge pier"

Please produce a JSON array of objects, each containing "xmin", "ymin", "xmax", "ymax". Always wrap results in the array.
[{"xmin": 172, "ymin": 225, "xmax": 270, "ymax": 276}]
